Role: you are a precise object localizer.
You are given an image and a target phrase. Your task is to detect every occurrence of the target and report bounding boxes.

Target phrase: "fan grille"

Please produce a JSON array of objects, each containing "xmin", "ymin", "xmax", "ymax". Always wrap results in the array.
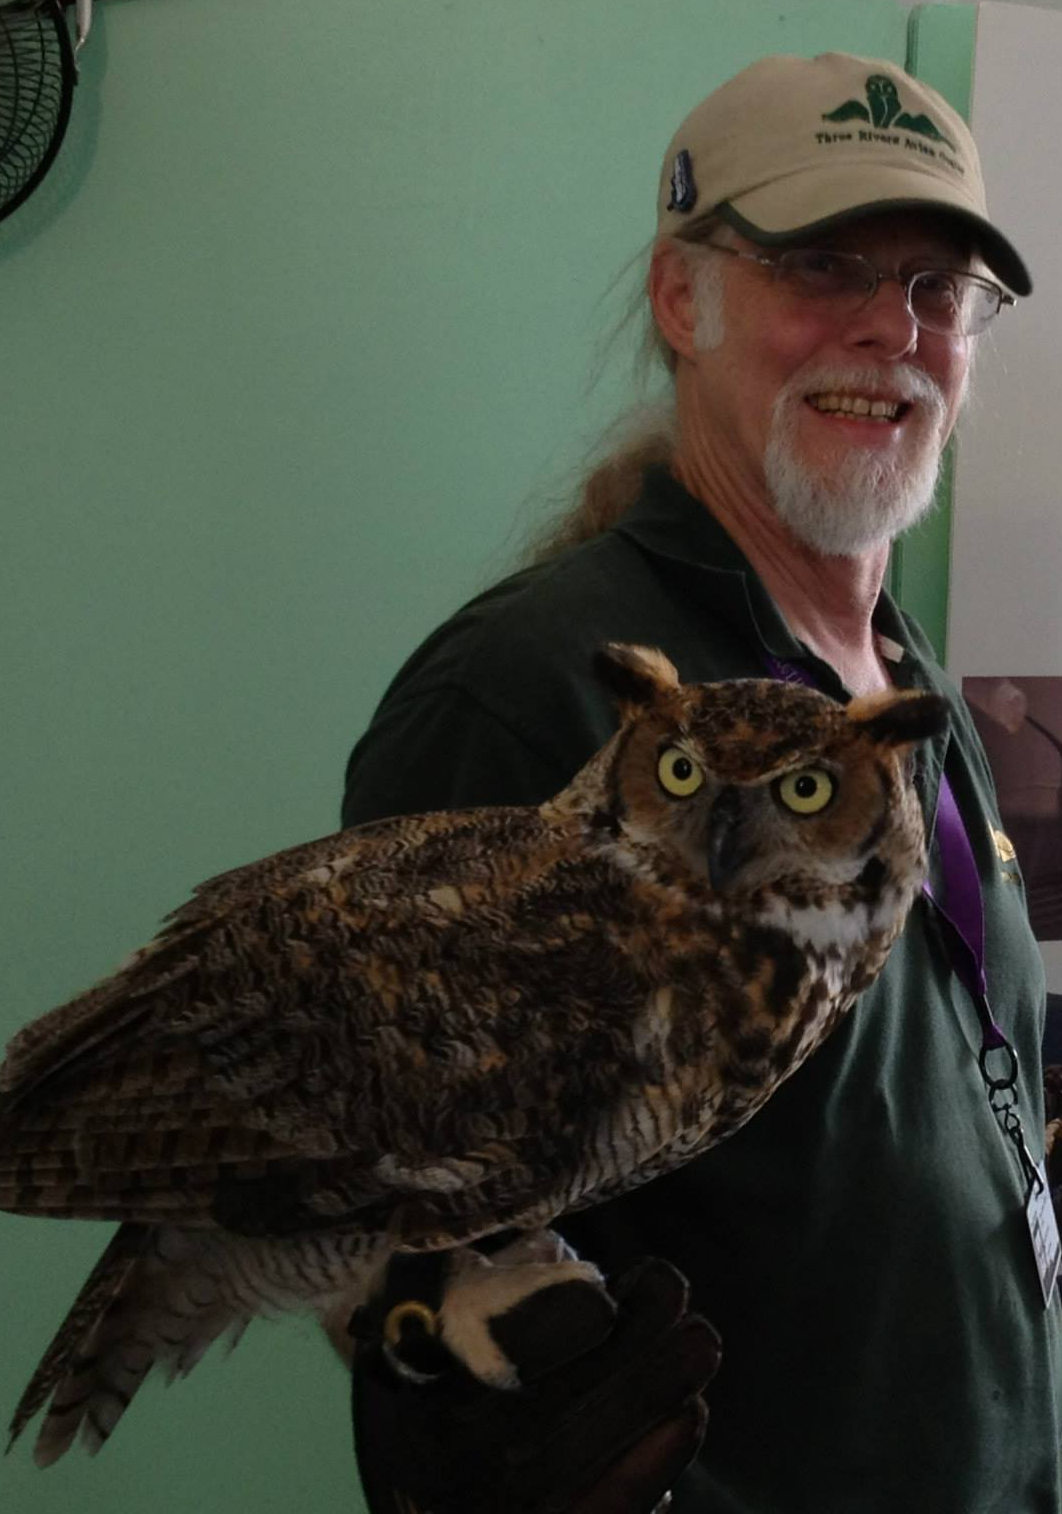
[{"xmin": 0, "ymin": 0, "xmax": 75, "ymax": 222}]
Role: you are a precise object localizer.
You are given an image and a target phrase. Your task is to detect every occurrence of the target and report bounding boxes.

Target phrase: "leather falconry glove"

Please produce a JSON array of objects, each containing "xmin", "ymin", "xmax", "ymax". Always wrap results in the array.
[{"xmin": 350, "ymin": 1250, "xmax": 721, "ymax": 1514}]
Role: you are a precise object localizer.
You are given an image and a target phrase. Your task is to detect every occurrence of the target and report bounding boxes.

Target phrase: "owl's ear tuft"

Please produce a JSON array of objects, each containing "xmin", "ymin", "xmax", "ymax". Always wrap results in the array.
[
  {"xmin": 846, "ymin": 689, "xmax": 949, "ymax": 748},
  {"xmin": 594, "ymin": 644, "xmax": 680, "ymax": 712}
]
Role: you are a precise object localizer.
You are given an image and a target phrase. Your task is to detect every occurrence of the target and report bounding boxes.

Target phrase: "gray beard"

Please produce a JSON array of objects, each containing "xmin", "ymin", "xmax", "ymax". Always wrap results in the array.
[{"xmin": 763, "ymin": 363, "xmax": 949, "ymax": 557}]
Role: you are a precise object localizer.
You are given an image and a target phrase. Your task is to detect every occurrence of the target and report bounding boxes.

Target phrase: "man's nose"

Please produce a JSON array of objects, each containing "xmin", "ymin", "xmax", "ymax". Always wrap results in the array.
[{"xmin": 844, "ymin": 275, "xmax": 919, "ymax": 360}]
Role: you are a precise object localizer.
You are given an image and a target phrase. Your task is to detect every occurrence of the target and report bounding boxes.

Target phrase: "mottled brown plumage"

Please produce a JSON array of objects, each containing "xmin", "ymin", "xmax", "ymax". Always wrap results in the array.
[{"xmin": 0, "ymin": 644, "xmax": 946, "ymax": 1464}]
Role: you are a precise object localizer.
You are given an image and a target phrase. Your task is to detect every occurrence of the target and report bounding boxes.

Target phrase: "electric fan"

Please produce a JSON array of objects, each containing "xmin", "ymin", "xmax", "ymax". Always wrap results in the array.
[{"xmin": 0, "ymin": 0, "xmax": 91, "ymax": 224}]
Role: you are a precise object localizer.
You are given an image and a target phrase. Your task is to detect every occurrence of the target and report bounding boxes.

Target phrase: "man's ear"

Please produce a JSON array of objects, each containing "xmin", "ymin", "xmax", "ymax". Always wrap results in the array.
[{"xmin": 648, "ymin": 240, "xmax": 700, "ymax": 362}]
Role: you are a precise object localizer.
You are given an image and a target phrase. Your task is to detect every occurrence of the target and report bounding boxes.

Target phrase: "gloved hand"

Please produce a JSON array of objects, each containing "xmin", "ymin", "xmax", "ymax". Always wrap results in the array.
[{"xmin": 350, "ymin": 1251, "xmax": 721, "ymax": 1514}]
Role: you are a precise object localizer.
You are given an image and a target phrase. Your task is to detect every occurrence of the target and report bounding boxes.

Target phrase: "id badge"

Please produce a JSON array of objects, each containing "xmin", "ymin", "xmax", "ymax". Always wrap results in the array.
[{"xmin": 1026, "ymin": 1162, "xmax": 1061, "ymax": 1307}]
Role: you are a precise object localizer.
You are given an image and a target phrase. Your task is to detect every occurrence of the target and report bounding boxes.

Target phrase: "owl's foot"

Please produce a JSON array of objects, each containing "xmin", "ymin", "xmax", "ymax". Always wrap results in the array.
[{"xmin": 439, "ymin": 1233, "xmax": 610, "ymax": 1387}]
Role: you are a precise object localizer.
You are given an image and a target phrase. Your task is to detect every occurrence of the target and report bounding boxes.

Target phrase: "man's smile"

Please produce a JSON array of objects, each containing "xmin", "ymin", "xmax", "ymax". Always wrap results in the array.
[{"xmin": 804, "ymin": 392, "xmax": 911, "ymax": 423}]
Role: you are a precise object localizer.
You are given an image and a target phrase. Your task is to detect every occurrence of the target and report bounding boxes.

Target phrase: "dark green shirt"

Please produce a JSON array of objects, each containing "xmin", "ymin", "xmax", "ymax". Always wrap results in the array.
[{"xmin": 343, "ymin": 467, "xmax": 1062, "ymax": 1513}]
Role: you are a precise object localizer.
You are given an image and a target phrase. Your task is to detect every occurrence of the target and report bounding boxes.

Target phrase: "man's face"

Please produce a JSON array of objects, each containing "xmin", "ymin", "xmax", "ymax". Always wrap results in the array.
[{"xmin": 690, "ymin": 211, "xmax": 974, "ymax": 555}]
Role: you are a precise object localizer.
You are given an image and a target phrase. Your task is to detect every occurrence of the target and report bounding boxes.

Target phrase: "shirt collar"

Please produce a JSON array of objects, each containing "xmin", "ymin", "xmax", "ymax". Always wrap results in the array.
[
  {"xmin": 611, "ymin": 467, "xmax": 949, "ymax": 820},
  {"xmin": 612, "ymin": 464, "xmax": 925, "ymax": 673},
  {"xmin": 612, "ymin": 465, "xmax": 804, "ymax": 659}
]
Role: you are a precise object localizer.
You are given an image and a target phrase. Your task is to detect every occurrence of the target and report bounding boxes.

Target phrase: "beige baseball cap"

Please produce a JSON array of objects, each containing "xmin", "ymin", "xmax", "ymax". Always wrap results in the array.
[{"xmin": 656, "ymin": 52, "xmax": 1031, "ymax": 296}]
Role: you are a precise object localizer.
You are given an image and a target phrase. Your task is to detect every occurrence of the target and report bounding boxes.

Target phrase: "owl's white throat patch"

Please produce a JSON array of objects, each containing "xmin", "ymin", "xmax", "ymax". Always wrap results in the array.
[{"xmin": 755, "ymin": 896, "xmax": 870, "ymax": 955}]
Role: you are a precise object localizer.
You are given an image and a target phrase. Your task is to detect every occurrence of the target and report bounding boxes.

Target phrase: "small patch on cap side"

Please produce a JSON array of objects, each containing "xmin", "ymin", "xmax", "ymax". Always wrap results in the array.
[{"xmin": 667, "ymin": 149, "xmax": 697, "ymax": 214}]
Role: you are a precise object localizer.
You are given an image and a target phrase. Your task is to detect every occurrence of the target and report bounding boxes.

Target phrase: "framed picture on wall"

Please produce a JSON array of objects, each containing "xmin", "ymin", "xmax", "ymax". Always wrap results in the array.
[{"xmin": 963, "ymin": 676, "xmax": 1062, "ymax": 947}]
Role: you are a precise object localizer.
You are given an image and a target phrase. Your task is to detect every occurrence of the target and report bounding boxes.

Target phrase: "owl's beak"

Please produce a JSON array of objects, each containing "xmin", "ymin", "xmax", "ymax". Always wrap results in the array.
[{"xmin": 707, "ymin": 786, "xmax": 753, "ymax": 893}]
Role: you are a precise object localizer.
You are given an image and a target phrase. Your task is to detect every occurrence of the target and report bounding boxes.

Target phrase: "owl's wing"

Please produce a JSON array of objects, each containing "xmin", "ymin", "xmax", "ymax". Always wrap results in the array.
[
  {"xmin": 0, "ymin": 806, "xmax": 661, "ymax": 1248},
  {"xmin": 0, "ymin": 806, "xmax": 523, "ymax": 1097},
  {"xmin": 159, "ymin": 812, "xmax": 420, "ymax": 930}
]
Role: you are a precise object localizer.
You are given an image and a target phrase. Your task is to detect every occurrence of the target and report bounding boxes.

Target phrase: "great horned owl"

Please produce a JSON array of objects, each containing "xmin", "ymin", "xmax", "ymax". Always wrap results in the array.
[{"xmin": 0, "ymin": 644, "xmax": 946, "ymax": 1465}]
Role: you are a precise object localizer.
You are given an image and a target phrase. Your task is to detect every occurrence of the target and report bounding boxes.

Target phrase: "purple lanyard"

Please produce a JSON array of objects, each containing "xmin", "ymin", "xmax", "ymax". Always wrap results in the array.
[
  {"xmin": 923, "ymin": 776, "xmax": 1006, "ymax": 1052},
  {"xmin": 765, "ymin": 655, "xmax": 1037, "ymax": 1183}
]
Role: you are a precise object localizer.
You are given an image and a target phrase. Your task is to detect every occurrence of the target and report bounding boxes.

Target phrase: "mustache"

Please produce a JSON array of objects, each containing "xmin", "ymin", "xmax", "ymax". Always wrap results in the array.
[{"xmin": 773, "ymin": 362, "xmax": 949, "ymax": 427}]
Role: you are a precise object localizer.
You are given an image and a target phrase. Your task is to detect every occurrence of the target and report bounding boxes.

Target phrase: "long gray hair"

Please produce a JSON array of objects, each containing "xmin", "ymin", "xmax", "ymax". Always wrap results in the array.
[{"xmin": 522, "ymin": 217, "xmax": 731, "ymax": 564}]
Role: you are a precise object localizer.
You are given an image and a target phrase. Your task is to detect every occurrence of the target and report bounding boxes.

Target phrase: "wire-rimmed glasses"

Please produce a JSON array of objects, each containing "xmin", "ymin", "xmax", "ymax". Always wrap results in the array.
[{"xmin": 702, "ymin": 244, "xmax": 1015, "ymax": 336}]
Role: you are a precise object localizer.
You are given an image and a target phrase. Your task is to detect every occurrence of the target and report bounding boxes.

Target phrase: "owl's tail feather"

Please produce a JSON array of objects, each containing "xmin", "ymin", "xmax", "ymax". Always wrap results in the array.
[
  {"xmin": 8, "ymin": 1223, "xmax": 247, "ymax": 1467},
  {"xmin": 7, "ymin": 1223, "xmax": 147, "ymax": 1457}
]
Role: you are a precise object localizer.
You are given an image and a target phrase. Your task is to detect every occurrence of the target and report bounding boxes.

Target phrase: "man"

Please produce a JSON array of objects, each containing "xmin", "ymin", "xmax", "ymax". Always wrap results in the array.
[{"xmin": 343, "ymin": 53, "xmax": 1060, "ymax": 1513}]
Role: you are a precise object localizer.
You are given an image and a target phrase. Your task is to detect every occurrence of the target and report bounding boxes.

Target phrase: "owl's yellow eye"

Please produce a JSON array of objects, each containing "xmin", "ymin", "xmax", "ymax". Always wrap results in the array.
[
  {"xmin": 775, "ymin": 768, "xmax": 836, "ymax": 816},
  {"xmin": 657, "ymin": 747, "xmax": 705, "ymax": 798}
]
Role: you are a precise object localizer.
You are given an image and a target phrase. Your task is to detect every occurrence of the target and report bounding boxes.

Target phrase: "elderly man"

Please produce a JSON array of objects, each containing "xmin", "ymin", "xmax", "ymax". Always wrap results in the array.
[{"xmin": 343, "ymin": 52, "xmax": 1059, "ymax": 1514}]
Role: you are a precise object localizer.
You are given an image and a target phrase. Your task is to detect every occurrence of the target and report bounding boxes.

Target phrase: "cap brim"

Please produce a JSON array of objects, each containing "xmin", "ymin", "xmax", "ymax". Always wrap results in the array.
[{"xmin": 715, "ymin": 167, "xmax": 1031, "ymax": 296}]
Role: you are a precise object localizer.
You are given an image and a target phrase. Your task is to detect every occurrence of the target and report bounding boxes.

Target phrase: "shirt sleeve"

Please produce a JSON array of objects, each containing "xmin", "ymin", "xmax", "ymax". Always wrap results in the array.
[{"xmin": 341, "ymin": 682, "xmax": 571, "ymax": 828}]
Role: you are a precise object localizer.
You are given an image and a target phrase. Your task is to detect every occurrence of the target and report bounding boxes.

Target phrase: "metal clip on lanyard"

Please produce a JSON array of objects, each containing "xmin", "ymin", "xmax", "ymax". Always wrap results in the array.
[{"xmin": 764, "ymin": 656, "xmax": 1040, "ymax": 1196}]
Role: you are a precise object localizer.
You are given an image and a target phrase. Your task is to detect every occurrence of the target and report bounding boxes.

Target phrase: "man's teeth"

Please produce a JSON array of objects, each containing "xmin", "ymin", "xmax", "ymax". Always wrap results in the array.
[{"xmin": 808, "ymin": 394, "xmax": 901, "ymax": 419}]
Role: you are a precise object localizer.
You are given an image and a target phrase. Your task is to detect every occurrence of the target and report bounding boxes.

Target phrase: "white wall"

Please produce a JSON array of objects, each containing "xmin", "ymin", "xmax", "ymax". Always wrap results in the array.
[{"xmin": 947, "ymin": 1, "xmax": 1062, "ymax": 989}]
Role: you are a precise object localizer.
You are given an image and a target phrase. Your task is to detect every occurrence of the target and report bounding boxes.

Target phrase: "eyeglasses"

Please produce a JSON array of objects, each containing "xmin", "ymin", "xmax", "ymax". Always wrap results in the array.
[{"xmin": 701, "ymin": 243, "xmax": 1015, "ymax": 336}]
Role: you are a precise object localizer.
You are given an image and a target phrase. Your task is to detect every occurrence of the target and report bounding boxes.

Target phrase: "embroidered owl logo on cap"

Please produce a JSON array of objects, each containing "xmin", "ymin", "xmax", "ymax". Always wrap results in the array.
[{"xmin": 822, "ymin": 73, "xmax": 956, "ymax": 150}]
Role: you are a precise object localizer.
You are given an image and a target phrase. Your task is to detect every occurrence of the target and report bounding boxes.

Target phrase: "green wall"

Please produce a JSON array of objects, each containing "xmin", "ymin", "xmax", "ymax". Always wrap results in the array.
[
  {"xmin": 890, "ymin": 1, "xmax": 978, "ymax": 658},
  {"xmin": 1, "ymin": 3, "xmax": 963, "ymax": 1510}
]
